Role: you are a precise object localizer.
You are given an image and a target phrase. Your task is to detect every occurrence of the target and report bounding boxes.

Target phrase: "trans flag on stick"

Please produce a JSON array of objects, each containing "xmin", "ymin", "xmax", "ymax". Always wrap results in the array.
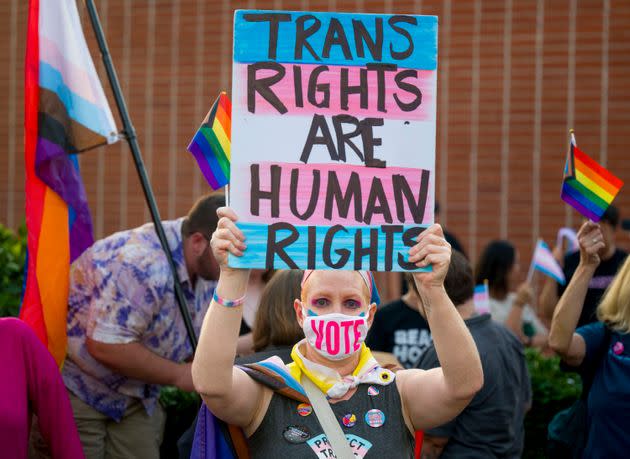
[
  {"xmin": 528, "ymin": 240, "xmax": 566, "ymax": 285},
  {"xmin": 561, "ymin": 130, "xmax": 623, "ymax": 222},
  {"xmin": 22, "ymin": 0, "xmax": 118, "ymax": 365},
  {"xmin": 187, "ymin": 92, "xmax": 232, "ymax": 190},
  {"xmin": 473, "ymin": 281, "xmax": 490, "ymax": 315}
]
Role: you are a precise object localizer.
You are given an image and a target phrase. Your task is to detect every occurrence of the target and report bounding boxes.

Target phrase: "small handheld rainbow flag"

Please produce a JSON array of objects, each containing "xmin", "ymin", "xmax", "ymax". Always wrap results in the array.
[
  {"xmin": 187, "ymin": 91, "xmax": 231, "ymax": 190},
  {"xmin": 561, "ymin": 130, "xmax": 623, "ymax": 222}
]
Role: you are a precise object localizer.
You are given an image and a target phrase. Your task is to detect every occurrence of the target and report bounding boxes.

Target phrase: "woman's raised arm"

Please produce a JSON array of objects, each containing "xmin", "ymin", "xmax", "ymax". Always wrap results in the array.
[
  {"xmin": 548, "ymin": 221, "xmax": 604, "ymax": 366},
  {"xmin": 397, "ymin": 224, "xmax": 484, "ymax": 431},
  {"xmin": 191, "ymin": 207, "xmax": 265, "ymax": 428}
]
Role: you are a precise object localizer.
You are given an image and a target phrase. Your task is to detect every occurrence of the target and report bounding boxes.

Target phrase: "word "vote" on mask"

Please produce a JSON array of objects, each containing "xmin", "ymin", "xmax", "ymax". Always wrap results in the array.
[{"xmin": 303, "ymin": 312, "xmax": 369, "ymax": 360}]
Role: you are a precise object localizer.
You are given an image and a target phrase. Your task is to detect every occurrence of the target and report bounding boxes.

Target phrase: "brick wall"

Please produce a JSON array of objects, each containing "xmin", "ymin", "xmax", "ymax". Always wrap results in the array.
[{"xmin": 1, "ymin": 0, "xmax": 629, "ymax": 302}]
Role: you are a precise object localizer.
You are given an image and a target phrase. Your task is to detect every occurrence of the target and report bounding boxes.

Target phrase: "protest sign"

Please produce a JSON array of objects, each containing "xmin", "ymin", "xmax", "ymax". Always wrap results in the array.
[{"xmin": 229, "ymin": 10, "xmax": 437, "ymax": 271}]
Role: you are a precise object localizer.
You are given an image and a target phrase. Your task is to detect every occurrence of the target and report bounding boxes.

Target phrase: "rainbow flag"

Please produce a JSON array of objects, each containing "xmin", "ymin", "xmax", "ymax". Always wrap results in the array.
[
  {"xmin": 531, "ymin": 240, "xmax": 565, "ymax": 285},
  {"xmin": 187, "ymin": 92, "xmax": 232, "ymax": 190},
  {"xmin": 561, "ymin": 131, "xmax": 623, "ymax": 222},
  {"xmin": 22, "ymin": 0, "xmax": 118, "ymax": 365}
]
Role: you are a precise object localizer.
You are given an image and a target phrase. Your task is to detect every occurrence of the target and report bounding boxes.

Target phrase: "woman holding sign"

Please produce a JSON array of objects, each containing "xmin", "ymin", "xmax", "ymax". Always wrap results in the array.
[{"xmin": 192, "ymin": 207, "xmax": 483, "ymax": 458}]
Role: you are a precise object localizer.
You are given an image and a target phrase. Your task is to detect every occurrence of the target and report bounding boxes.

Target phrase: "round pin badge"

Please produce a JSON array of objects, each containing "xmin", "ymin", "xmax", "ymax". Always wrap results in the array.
[
  {"xmin": 342, "ymin": 413, "xmax": 356, "ymax": 428},
  {"xmin": 297, "ymin": 403, "xmax": 313, "ymax": 417},
  {"xmin": 283, "ymin": 425, "xmax": 311, "ymax": 444},
  {"xmin": 367, "ymin": 386, "xmax": 380, "ymax": 396},
  {"xmin": 378, "ymin": 370, "xmax": 392, "ymax": 383},
  {"xmin": 365, "ymin": 409, "xmax": 386, "ymax": 428},
  {"xmin": 613, "ymin": 341, "xmax": 624, "ymax": 355}
]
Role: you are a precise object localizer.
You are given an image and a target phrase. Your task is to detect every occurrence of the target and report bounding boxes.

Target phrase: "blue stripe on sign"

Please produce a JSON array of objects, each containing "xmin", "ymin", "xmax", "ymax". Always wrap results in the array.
[
  {"xmin": 233, "ymin": 10, "xmax": 437, "ymax": 70},
  {"xmin": 227, "ymin": 222, "xmax": 432, "ymax": 272}
]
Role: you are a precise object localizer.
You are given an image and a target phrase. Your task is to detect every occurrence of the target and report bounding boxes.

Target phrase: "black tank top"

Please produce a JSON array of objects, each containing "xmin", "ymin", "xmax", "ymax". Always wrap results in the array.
[{"xmin": 247, "ymin": 380, "xmax": 415, "ymax": 458}]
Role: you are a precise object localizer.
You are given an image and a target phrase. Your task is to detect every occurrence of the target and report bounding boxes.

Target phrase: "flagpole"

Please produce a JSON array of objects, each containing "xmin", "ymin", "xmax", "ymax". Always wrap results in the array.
[{"xmin": 84, "ymin": 0, "xmax": 198, "ymax": 351}]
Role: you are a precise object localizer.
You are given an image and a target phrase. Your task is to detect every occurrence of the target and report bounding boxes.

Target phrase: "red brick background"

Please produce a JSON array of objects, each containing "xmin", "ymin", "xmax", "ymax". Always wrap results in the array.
[{"xmin": 1, "ymin": 0, "xmax": 629, "ymax": 302}]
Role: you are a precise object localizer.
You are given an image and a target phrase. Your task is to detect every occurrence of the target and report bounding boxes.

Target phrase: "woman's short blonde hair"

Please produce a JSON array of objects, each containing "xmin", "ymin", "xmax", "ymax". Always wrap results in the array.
[{"xmin": 597, "ymin": 256, "xmax": 630, "ymax": 333}]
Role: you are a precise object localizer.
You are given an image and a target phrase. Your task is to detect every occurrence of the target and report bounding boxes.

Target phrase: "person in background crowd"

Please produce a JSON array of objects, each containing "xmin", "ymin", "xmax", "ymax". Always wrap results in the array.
[
  {"xmin": 237, "ymin": 269, "xmax": 305, "ymax": 365},
  {"xmin": 418, "ymin": 251, "xmax": 531, "ymax": 459},
  {"xmin": 540, "ymin": 205, "xmax": 627, "ymax": 327},
  {"xmin": 0, "ymin": 318, "xmax": 84, "ymax": 459},
  {"xmin": 62, "ymin": 193, "xmax": 224, "ymax": 458},
  {"xmin": 476, "ymin": 240, "xmax": 548, "ymax": 349},
  {"xmin": 549, "ymin": 220, "xmax": 630, "ymax": 459},
  {"xmin": 367, "ymin": 273, "xmax": 432, "ymax": 369},
  {"xmin": 192, "ymin": 207, "xmax": 483, "ymax": 458}
]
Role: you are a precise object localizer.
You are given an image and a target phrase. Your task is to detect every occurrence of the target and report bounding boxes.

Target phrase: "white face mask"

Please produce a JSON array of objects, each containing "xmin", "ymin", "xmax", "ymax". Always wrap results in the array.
[{"xmin": 302, "ymin": 308, "xmax": 369, "ymax": 361}]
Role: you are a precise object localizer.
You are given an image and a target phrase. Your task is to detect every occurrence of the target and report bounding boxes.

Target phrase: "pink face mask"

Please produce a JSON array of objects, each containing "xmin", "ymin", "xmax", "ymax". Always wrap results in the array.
[{"xmin": 302, "ymin": 309, "xmax": 369, "ymax": 361}]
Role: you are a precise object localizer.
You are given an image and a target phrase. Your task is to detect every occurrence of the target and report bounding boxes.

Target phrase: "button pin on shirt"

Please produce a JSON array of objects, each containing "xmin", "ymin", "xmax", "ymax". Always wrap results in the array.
[
  {"xmin": 342, "ymin": 413, "xmax": 357, "ymax": 428},
  {"xmin": 365, "ymin": 409, "xmax": 386, "ymax": 428},
  {"xmin": 283, "ymin": 425, "xmax": 311, "ymax": 444},
  {"xmin": 297, "ymin": 403, "xmax": 312, "ymax": 417}
]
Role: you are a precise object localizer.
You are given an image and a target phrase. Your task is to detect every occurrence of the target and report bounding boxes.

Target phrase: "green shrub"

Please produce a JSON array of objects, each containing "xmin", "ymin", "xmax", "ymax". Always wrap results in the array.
[
  {"xmin": 159, "ymin": 386, "xmax": 201, "ymax": 458},
  {"xmin": 0, "ymin": 223, "xmax": 27, "ymax": 317},
  {"xmin": 523, "ymin": 348, "xmax": 582, "ymax": 458}
]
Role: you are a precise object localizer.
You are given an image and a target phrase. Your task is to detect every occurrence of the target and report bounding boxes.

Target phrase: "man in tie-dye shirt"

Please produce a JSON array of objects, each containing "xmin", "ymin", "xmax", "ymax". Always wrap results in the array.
[{"xmin": 62, "ymin": 193, "xmax": 224, "ymax": 458}]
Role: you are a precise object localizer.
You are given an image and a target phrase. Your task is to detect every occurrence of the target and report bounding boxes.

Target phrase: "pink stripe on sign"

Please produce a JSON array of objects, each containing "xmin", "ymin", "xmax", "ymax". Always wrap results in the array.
[
  {"xmin": 237, "ymin": 162, "xmax": 434, "ymax": 226},
  {"xmin": 235, "ymin": 63, "xmax": 436, "ymax": 121}
]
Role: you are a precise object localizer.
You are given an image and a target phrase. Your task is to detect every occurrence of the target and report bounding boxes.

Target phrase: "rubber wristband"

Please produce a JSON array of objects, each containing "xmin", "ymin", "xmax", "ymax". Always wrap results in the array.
[{"xmin": 213, "ymin": 291, "xmax": 245, "ymax": 308}]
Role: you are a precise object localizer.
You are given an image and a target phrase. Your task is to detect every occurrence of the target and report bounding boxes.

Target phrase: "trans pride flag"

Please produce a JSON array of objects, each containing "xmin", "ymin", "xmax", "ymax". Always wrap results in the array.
[
  {"xmin": 473, "ymin": 282, "xmax": 490, "ymax": 315},
  {"xmin": 22, "ymin": 0, "xmax": 118, "ymax": 365},
  {"xmin": 187, "ymin": 92, "xmax": 232, "ymax": 190},
  {"xmin": 561, "ymin": 131, "xmax": 623, "ymax": 222},
  {"xmin": 530, "ymin": 240, "xmax": 565, "ymax": 285}
]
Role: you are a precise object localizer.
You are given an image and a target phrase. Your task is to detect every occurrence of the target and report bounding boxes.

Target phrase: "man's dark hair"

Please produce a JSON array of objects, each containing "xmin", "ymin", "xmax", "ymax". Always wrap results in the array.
[
  {"xmin": 181, "ymin": 192, "xmax": 225, "ymax": 238},
  {"xmin": 475, "ymin": 240, "xmax": 515, "ymax": 297},
  {"xmin": 405, "ymin": 250, "xmax": 473, "ymax": 307},
  {"xmin": 601, "ymin": 204, "xmax": 620, "ymax": 228},
  {"xmin": 444, "ymin": 250, "xmax": 474, "ymax": 306}
]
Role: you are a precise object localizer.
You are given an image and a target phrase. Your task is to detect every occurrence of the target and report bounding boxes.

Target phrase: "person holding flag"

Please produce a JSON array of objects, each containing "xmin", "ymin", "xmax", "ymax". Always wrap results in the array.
[
  {"xmin": 548, "ymin": 221, "xmax": 630, "ymax": 458},
  {"xmin": 475, "ymin": 240, "xmax": 548, "ymax": 349},
  {"xmin": 540, "ymin": 206, "xmax": 627, "ymax": 327},
  {"xmin": 541, "ymin": 130, "xmax": 627, "ymax": 327}
]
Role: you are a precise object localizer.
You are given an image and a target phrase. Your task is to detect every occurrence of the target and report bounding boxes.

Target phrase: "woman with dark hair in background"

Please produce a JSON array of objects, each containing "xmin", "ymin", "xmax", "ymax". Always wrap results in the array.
[{"xmin": 476, "ymin": 240, "xmax": 548, "ymax": 349}]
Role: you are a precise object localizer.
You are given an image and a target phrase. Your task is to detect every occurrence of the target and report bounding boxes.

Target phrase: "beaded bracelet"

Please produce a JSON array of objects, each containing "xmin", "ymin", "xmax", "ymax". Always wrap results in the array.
[{"xmin": 213, "ymin": 291, "xmax": 245, "ymax": 308}]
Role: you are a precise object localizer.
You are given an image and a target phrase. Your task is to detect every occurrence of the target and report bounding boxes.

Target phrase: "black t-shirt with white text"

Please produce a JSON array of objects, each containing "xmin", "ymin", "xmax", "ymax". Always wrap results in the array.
[
  {"xmin": 558, "ymin": 249, "xmax": 627, "ymax": 327},
  {"xmin": 366, "ymin": 299, "xmax": 431, "ymax": 369}
]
